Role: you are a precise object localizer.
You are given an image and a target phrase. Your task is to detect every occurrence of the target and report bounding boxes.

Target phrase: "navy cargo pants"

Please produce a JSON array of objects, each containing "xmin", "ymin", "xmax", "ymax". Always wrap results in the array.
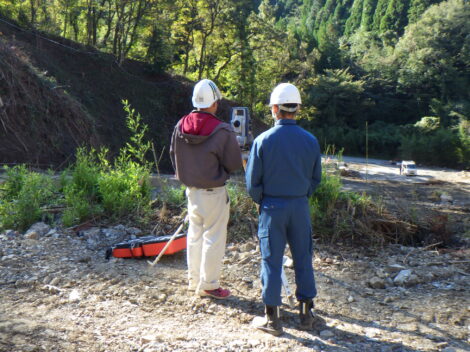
[{"xmin": 258, "ymin": 196, "xmax": 317, "ymax": 306}]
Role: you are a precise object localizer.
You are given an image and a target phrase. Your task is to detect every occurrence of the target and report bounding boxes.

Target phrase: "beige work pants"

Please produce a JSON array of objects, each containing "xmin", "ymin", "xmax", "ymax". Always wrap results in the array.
[{"xmin": 186, "ymin": 186, "xmax": 230, "ymax": 291}]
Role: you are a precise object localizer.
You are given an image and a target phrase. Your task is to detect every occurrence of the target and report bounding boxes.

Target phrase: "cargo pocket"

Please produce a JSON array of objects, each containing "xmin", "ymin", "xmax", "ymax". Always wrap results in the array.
[{"xmin": 258, "ymin": 230, "xmax": 271, "ymax": 259}]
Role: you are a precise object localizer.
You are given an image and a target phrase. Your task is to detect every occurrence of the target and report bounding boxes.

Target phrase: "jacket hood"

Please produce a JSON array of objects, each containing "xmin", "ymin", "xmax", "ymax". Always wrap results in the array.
[{"xmin": 176, "ymin": 111, "xmax": 231, "ymax": 145}]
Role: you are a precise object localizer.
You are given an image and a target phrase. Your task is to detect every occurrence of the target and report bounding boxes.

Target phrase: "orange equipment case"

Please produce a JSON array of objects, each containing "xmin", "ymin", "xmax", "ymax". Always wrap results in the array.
[
  {"xmin": 141, "ymin": 234, "xmax": 187, "ymax": 256},
  {"xmin": 107, "ymin": 234, "xmax": 187, "ymax": 259}
]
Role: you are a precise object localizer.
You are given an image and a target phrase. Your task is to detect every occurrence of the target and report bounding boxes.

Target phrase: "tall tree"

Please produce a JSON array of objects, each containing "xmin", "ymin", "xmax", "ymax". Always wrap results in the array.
[
  {"xmin": 360, "ymin": 0, "xmax": 377, "ymax": 31},
  {"xmin": 344, "ymin": 0, "xmax": 364, "ymax": 36},
  {"xmin": 379, "ymin": 0, "xmax": 411, "ymax": 37},
  {"xmin": 394, "ymin": 0, "xmax": 470, "ymax": 125}
]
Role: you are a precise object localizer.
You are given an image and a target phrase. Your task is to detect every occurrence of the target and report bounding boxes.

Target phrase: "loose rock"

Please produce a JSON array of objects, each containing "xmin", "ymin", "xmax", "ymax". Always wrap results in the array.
[
  {"xmin": 368, "ymin": 276, "xmax": 386, "ymax": 289},
  {"xmin": 393, "ymin": 269, "xmax": 413, "ymax": 286}
]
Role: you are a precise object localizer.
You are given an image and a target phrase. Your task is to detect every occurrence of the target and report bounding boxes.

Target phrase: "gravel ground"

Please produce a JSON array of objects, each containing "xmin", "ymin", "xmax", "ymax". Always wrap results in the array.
[{"xmin": 0, "ymin": 223, "xmax": 469, "ymax": 352}]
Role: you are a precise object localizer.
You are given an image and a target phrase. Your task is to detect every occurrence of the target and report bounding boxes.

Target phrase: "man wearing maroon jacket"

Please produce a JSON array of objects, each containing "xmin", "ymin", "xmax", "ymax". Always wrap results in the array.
[{"xmin": 170, "ymin": 79, "xmax": 243, "ymax": 299}]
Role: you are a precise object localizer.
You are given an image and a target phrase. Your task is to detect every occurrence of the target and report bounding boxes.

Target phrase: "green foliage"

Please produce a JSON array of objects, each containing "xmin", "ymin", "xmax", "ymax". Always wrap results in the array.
[
  {"xmin": 344, "ymin": 0, "xmax": 365, "ymax": 36},
  {"xmin": 0, "ymin": 166, "xmax": 56, "ymax": 231},
  {"xmin": 456, "ymin": 119, "xmax": 470, "ymax": 168},
  {"xmin": 309, "ymin": 163, "xmax": 372, "ymax": 242},
  {"xmin": 61, "ymin": 102, "xmax": 153, "ymax": 226},
  {"xmin": 1, "ymin": 0, "xmax": 467, "ymax": 169},
  {"xmin": 379, "ymin": 0, "xmax": 410, "ymax": 37},
  {"xmin": 61, "ymin": 149, "xmax": 102, "ymax": 227},
  {"xmin": 399, "ymin": 127, "xmax": 466, "ymax": 168},
  {"xmin": 302, "ymin": 69, "xmax": 369, "ymax": 128},
  {"xmin": 227, "ymin": 183, "xmax": 257, "ymax": 217},
  {"xmin": 361, "ymin": 0, "xmax": 378, "ymax": 31},
  {"xmin": 394, "ymin": 0, "xmax": 470, "ymax": 104},
  {"xmin": 122, "ymin": 100, "xmax": 151, "ymax": 166},
  {"xmin": 414, "ymin": 116, "xmax": 440, "ymax": 131},
  {"xmin": 97, "ymin": 163, "xmax": 151, "ymax": 219},
  {"xmin": 156, "ymin": 181, "xmax": 186, "ymax": 209}
]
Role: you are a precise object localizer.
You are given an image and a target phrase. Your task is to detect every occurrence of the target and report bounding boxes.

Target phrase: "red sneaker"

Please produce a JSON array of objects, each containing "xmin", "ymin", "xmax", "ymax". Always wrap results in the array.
[{"xmin": 200, "ymin": 287, "xmax": 231, "ymax": 299}]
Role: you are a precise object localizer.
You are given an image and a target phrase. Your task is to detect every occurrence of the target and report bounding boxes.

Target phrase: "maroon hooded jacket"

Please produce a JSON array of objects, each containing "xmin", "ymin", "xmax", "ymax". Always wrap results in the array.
[{"xmin": 170, "ymin": 111, "xmax": 243, "ymax": 189}]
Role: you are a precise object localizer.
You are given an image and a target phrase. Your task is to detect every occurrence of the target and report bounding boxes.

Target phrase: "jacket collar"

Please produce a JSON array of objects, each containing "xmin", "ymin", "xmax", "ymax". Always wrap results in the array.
[{"xmin": 275, "ymin": 119, "xmax": 297, "ymax": 126}]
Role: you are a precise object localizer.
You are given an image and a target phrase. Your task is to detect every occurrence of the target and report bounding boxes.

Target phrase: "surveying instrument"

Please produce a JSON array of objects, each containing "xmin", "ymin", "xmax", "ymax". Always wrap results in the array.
[{"xmin": 230, "ymin": 107, "xmax": 253, "ymax": 166}]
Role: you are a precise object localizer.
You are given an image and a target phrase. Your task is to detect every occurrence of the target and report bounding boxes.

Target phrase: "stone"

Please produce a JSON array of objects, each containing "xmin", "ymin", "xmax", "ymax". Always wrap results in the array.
[
  {"xmin": 69, "ymin": 289, "xmax": 81, "ymax": 302},
  {"xmin": 127, "ymin": 227, "xmax": 143, "ymax": 237},
  {"xmin": 25, "ymin": 231, "xmax": 39, "ymax": 240},
  {"xmin": 157, "ymin": 294, "xmax": 167, "ymax": 302},
  {"xmin": 239, "ymin": 242, "xmax": 256, "ymax": 252},
  {"xmin": 5, "ymin": 230, "xmax": 18, "ymax": 239},
  {"xmin": 365, "ymin": 327, "xmax": 380, "ymax": 338},
  {"xmin": 385, "ymin": 264, "xmax": 406, "ymax": 273},
  {"xmin": 283, "ymin": 256, "xmax": 294, "ymax": 268},
  {"xmin": 46, "ymin": 228, "xmax": 59, "ymax": 237},
  {"xmin": 393, "ymin": 269, "xmax": 412, "ymax": 286},
  {"xmin": 440, "ymin": 194, "xmax": 453, "ymax": 204},
  {"xmin": 319, "ymin": 330, "xmax": 334, "ymax": 338},
  {"xmin": 441, "ymin": 348, "xmax": 456, "ymax": 352},
  {"xmin": 238, "ymin": 253, "xmax": 252, "ymax": 264},
  {"xmin": 25, "ymin": 222, "xmax": 50, "ymax": 237},
  {"xmin": 347, "ymin": 295, "xmax": 355, "ymax": 303},
  {"xmin": 368, "ymin": 277, "xmax": 386, "ymax": 289},
  {"xmin": 407, "ymin": 274, "xmax": 420, "ymax": 286},
  {"xmin": 42, "ymin": 285, "xmax": 62, "ymax": 294},
  {"xmin": 49, "ymin": 277, "xmax": 60, "ymax": 286}
]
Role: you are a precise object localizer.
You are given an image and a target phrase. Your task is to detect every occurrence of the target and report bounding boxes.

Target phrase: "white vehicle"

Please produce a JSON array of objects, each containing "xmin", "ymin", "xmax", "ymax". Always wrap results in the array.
[{"xmin": 400, "ymin": 161, "xmax": 418, "ymax": 176}]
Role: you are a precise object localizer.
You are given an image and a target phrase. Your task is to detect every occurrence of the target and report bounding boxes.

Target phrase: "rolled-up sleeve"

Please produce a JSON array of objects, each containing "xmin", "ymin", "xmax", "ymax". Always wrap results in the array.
[{"xmin": 245, "ymin": 140, "xmax": 263, "ymax": 204}]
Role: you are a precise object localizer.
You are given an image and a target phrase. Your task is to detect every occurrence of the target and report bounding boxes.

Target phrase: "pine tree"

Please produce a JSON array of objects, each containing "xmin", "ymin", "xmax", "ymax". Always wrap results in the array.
[
  {"xmin": 380, "ymin": 0, "xmax": 411, "ymax": 36},
  {"xmin": 361, "ymin": 0, "xmax": 378, "ymax": 31},
  {"xmin": 344, "ymin": 0, "xmax": 365, "ymax": 36},
  {"xmin": 372, "ymin": 0, "xmax": 389, "ymax": 31},
  {"xmin": 407, "ymin": 0, "xmax": 439, "ymax": 23}
]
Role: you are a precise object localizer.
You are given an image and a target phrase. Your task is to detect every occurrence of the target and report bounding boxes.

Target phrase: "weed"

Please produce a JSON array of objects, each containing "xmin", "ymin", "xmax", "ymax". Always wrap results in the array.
[
  {"xmin": 97, "ymin": 162, "xmax": 151, "ymax": 219},
  {"xmin": 156, "ymin": 181, "xmax": 186, "ymax": 208},
  {"xmin": 60, "ymin": 101, "xmax": 153, "ymax": 227},
  {"xmin": 122, "ymin": 100, "xmax": 151, "ymax": 167},
  {"xmin": 0, "ymin": 166, "xmax": 56, "ymax": 231}
]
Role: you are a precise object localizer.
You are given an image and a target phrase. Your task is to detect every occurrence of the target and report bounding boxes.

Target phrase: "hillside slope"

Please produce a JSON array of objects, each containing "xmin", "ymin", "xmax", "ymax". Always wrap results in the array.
[{"xmin": 0, "ymin": 18, "xmax": 237, "ymax": 171}]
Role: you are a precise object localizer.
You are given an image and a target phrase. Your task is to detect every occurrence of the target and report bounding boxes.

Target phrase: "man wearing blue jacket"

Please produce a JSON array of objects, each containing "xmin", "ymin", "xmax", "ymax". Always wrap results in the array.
[{"xmin": 246, "ymin": 83, "xmax": 322, "ymax": 336}]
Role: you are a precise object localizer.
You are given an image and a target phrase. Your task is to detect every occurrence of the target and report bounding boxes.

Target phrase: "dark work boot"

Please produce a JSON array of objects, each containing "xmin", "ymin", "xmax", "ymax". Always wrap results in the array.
[
  {"xmin": 252, "ymin": 305, "xmax": 283, "ymax": 336},
  {"xmin": 299, "ymin": 300, "xmax": 315, "ymax": 330}
]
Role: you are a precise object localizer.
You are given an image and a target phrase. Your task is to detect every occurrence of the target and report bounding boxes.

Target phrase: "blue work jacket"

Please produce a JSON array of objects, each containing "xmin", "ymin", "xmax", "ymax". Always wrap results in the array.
[{"xmin": 245, "ymin": 119, "xmax": 322, "ymax": 204}]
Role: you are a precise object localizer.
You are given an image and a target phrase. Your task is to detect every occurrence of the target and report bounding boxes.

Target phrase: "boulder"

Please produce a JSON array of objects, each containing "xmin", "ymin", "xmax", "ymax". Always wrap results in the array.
[
  {"xmin": 368, "ymin": 277, "xmax": 386, "ymax": 289},
  {"xmin": 393, "ymin": 269, "xmax": 412, "ymax": 286},
  {"xmin": 25, "ymin": 222, "xmax": 51, "ymax": 238}
]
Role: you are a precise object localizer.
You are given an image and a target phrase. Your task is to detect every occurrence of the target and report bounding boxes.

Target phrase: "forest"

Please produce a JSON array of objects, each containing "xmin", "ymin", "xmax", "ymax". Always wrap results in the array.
[{"xmin": 0, "ymin": 0, "xmax": 468, "ymax": 168}]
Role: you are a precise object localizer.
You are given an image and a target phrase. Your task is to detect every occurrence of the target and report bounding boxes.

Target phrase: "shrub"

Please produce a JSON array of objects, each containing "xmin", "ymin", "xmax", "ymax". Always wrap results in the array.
[
  {"xmin": 61, "ymin": 101, "xmax": 153, "ymax": 227},
  {"xmin": 156, "ymin": 181, "xmax": 186, "ymax": 208},
  {"xmin": 226, "ymin": 182, "xmax": 258, "ymax": 242},
  {"xmin": 399, "ymin": 127, "xmax": 463, "ymax": 168},
  {"xmin": 0, "ymin": 166, "xmax": 56, "ymax": 231},
  {"xmin": 97, "ymin": 162, "xmax": 151, "ymax": 219}
]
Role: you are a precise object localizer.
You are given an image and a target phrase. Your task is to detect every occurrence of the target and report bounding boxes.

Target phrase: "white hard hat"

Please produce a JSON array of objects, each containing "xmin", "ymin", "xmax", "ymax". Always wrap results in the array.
[
  {"xmin": 192, "ymin": 79, "xmax": 222, "ymax": 109},
  {"xmin": 269, "ymin": 83, "xmax": 302, "ymax": 112}
]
